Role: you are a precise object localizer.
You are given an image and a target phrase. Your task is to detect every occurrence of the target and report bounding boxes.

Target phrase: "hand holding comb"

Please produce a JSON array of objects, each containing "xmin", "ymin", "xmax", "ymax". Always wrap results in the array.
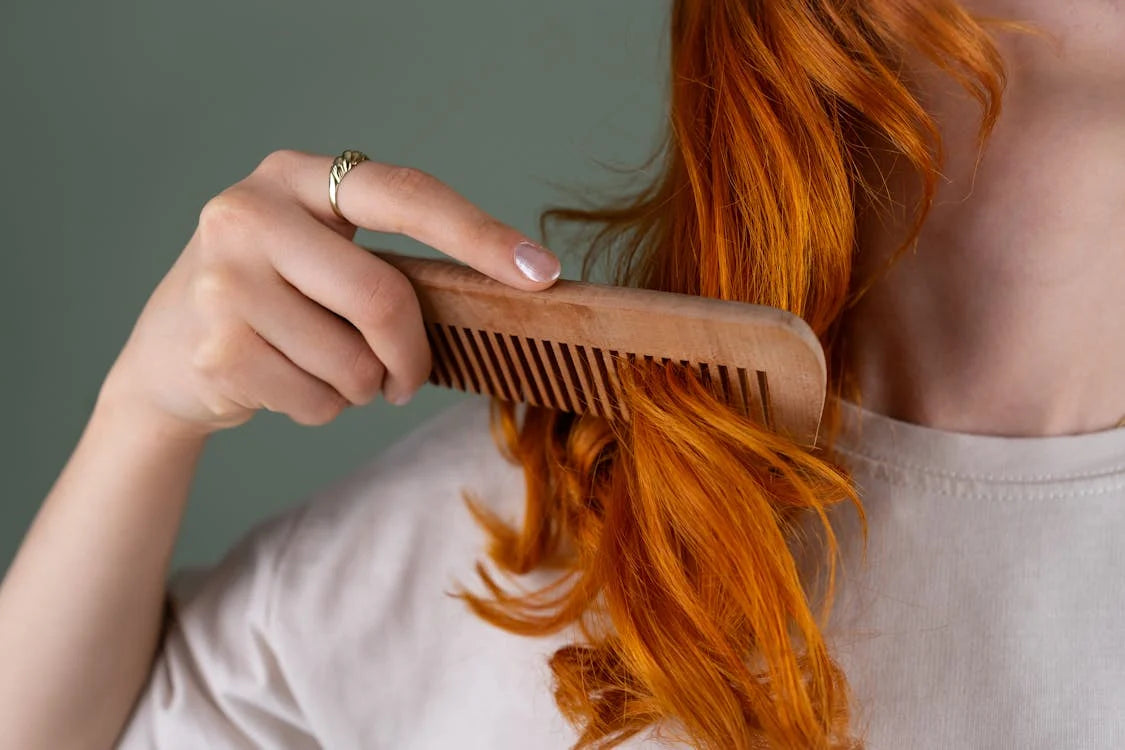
[{"xmin": 370, "ymin": 248, "xmax": 827, "ymax": 448}]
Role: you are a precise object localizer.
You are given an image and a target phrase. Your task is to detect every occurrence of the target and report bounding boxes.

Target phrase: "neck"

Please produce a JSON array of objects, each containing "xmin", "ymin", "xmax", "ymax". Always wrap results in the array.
[{"xmin": 841, "ymin": 0, "xmax": 1125, "ymax": 436}]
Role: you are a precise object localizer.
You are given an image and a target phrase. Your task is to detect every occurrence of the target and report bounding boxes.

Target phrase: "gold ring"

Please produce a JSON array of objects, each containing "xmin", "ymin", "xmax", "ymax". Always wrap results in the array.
[{"xmin": 329, "ymin": 149, "xmax": 370, "ymax": 222}]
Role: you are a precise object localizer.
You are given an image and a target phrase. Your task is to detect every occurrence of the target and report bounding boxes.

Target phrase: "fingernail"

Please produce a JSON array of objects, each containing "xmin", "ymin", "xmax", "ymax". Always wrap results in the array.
[
  {"xmin": 513, "ymin": 241, "xmax": 561, "ymax": 283},
  {"xmin": 388, "ymin": 390, "xmax": 414, "ymax": 406}
]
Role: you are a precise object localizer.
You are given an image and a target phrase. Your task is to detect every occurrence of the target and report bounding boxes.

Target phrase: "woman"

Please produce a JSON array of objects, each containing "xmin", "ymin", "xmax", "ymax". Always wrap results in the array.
[{"xmin": 2, "ymin": 0, "xmax": 1123, "ymax": 748}]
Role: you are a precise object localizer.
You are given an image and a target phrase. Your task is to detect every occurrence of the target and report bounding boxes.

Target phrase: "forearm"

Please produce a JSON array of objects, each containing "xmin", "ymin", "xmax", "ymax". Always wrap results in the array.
[{"xmin": 0, "ymin": 389, "xmax": 208, "ymax": 750}]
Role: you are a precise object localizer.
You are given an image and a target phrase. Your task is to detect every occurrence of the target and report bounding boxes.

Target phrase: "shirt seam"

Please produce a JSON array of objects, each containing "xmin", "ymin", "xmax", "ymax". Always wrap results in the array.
[
  {"xmin": 833, "ymin": 443, "xmax": 1125, "ymax": 484},
  {"xmin": 911, "ymin": 482, "xmax": 1125, "ymax": 501}
]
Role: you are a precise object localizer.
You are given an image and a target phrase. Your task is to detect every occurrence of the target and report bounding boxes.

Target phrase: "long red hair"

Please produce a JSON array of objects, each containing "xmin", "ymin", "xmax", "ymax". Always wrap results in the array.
[{"xmin": 456, "ymin": 2, "xmax": 1008, "ymax": 747}]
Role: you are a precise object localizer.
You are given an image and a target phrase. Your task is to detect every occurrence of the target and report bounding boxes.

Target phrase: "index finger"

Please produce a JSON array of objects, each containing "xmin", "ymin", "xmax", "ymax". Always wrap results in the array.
[{"xmin": 258, "ymin": 149, "xmax": 562, "ymax": 289}]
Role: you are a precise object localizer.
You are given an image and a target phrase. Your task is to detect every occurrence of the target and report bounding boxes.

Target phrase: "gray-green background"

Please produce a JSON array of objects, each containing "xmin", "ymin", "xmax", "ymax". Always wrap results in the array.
[{"xmin": 1, "ymin": 2, "xmax": 667, "ymax": 571}]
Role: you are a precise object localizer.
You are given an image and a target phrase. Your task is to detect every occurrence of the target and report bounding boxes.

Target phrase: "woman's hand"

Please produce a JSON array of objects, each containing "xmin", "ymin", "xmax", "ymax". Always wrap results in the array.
[
  {"xmin": 101, "ymin": 148, "xmax": 561, "ymax": 437},
  {"xmin": 0, "ymin": 149, "xmax": 561, "ymax": 750}
]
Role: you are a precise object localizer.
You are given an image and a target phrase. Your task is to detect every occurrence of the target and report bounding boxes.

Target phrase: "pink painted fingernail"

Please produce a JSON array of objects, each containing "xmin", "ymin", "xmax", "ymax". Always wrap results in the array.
[{"xmin": 513, "ymin": 241, "xmax": 561, "ymax": 283}]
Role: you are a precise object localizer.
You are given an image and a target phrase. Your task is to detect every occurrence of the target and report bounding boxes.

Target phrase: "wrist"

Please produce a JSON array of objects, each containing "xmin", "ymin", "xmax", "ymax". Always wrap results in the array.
[{"xmin": 92, "ymin": 379, "xmax": 213, "ymax": 448}]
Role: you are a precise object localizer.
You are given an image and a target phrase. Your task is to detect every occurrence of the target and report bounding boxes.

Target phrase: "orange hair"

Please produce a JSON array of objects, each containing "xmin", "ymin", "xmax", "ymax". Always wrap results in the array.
[{"xmin": 455, "ymin": 1, "xmax": 1008, "ymax": 747}]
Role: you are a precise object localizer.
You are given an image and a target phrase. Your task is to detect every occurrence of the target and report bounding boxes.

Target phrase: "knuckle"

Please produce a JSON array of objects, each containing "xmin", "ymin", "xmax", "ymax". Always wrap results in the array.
[
  {"xmin": 354, "ymin": 268, "xmax": 415, "ymax": 330},
  {"xmin": 197, "ymin": 188, "xmax": 262, "ymax": 249},
  {"xmin": 254, "ymin": 148, "xmax": 300, "ymax": 179},
  {"xmin": 191, "ymin": 324, "xmax": 246, "ymax": 380},
  {"xmin": 189, "ymin": 264, "xmax": 242, "ymax": 314},
  {"xmin": 382, "ymin": 166, "xmax": 437, "ymax": 201}
]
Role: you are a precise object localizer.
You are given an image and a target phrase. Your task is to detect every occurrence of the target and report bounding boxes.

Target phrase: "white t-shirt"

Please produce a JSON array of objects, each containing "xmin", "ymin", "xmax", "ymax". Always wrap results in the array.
[{"xmin": 116, "ymin": 395, "xmax": 1125, "ymax": 749}]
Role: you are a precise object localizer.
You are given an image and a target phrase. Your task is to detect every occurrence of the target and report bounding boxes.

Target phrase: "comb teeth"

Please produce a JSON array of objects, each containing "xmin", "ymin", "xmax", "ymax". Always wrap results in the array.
[
  {"xmin": 424, "ymin": 322, "xmax": 771, "ymax": 427},
  {"xmin": 374, "ymin": 248, "xmax": 825, "ymax": 446}
]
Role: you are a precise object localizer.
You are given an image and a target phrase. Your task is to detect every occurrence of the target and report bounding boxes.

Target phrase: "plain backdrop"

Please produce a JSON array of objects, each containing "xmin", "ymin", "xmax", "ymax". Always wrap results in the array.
[{"xmin": 1, "ymin": 2, "xmax": 667, "ymax": 570}]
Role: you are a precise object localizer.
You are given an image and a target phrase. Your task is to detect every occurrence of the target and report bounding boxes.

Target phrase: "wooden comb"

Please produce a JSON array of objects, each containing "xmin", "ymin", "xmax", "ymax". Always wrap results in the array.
[{"xmin": 370, "ymin": 248, "xmax": 827, "ymax": 447}]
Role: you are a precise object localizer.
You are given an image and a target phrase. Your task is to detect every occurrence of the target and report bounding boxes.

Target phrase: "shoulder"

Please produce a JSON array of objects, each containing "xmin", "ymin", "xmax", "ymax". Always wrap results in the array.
[
  {"xmin": 264, "ymin": 393, "xmax": 527, "ymax": 619},
  {"xmin": 121, "ymin": 395, "xmax": 533, "ymax": 747},
  {"xmin": 172, "ymin": 393, "xmax": 526, "ymax": 612}
]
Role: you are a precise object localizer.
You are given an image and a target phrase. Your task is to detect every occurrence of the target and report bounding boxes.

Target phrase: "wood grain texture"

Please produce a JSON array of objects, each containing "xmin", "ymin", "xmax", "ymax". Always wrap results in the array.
[{"xmin": 370, "ymin": 248, "xmax": 827, "ymax": 447}]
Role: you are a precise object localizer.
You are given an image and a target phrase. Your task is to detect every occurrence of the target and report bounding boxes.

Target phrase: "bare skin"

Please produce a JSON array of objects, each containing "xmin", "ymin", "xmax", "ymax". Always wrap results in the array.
[
  {"xmin": 844, "ymin": 0, "xmax": 1125, "ymax": 436},
  {"xmin": 1, "ymin": 3, "xmax": 1120, "ymax": 749},
  {"xmin": 0, "ymin": 151, "xmax": 562, "ymax": 750}
]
